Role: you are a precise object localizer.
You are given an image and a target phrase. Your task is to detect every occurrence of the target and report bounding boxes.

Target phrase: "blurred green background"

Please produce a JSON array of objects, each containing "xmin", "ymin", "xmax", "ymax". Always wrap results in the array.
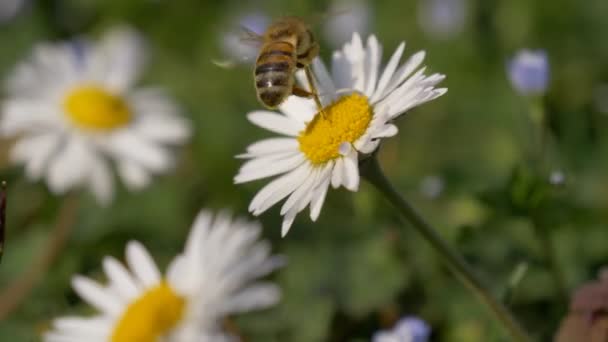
[{"xmin": 1, "ymin": 0, "xmax": 608, "ymax": 341}]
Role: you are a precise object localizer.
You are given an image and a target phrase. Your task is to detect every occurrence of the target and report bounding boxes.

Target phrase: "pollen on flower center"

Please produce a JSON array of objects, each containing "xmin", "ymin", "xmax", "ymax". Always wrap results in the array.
[
  {"xmin": 297, "ymin": 93, "xmax": 373, "ymax": 164},
  {"xmin": 63, "ymin": 85, "xmax": 131, "ymax": 131},
  {"xmin": 111, "ymin": 282, "xmax": 185, "ymax": 342}
]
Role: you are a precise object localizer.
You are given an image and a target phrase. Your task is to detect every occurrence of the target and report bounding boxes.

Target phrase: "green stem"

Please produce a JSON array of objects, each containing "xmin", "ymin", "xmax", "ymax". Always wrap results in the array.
[
  {"xmin": 528, "ymin": 98, "xmax": 547, "ymax": 166},
  {"xmin": 531, "ymin": 218, "xmax": 568, "ymax": 302},
  {"xmin": 0, "ymin": 193, "xmax": 80, "ymax": 320},
  {"xmin": 361, "ymin": 157, "xmax": 532, "ymax": 342},
  {"xmin": 527, "ymin": 98, "xmax": 569, "ymax": 302}
]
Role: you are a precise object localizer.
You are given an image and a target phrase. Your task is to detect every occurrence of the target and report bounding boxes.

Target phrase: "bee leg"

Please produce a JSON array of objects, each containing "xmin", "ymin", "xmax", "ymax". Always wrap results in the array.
[
  {"xmin": 292, "ymin": 86, "xmax": 329, "ymax": 121},
  {"xmin": 292, "ymin": 86, "xmax": 315, "ymax": 98},
  {"xmin": 302, "ymin": 66, "xmax": 327, "ymax": 120}
]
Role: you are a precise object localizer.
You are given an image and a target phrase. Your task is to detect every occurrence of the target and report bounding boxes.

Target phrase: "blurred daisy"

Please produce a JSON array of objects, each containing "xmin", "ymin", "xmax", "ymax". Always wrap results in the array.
[
  {"xmin": 323, "ymin": 0, "xmax": 372, "ymax": 48},
  {"xmin": 418, "ymin": 0, "xmax": 467, "ymax": 40},
  {"xmin": 373, "ymin": 316, "xmax": 431, "ymax": 342},
  {"xmin": 507, "ymin": 49, "xmax": 550, "ymax": 96},
  {"xmin": 1, "ymin": 26, "xmax": 190, "ymax": 204},
  {"xmin": 44, "ymin": 210, "xmax": 284, "ymax": 342},
  {"xmin": 235, "ymin": 33, "xmax": 446, "ymax": 236},
  {"xmin": 0, "ymin": 0, "xmax": 27, "ymax": 23}
]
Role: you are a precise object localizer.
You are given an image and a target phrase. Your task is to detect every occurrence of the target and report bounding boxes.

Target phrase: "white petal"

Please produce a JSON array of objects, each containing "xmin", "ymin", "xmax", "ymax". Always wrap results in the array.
[
  {"xmin": 331, "ymin": 158, "xmax": 344, "ymax": 189},
  {"xmin": 363, "ymin": 35, "xmax": 382, "ymax": 96},
  {"xmin": 355, "ymin": 136, "xmax": 380, "ymax": 154},
  {"xmin": 95, "ymin": 27, "xmax": 146, "ymax": 93},
  {"xmin": 312, "ymin": 58, "xmax": 337, "ymax": 105},
  {"xmin": 104, "ymin": 130, "xmax": 172, "ymax": 171},
  {"xmin": 281, "ymin": 207, "xmax": 298, "ymax": 237},
  {"xmin": 342, "ymin": 150, "xmax": 360, "ymax": 191},
  {"xmin": 184, "ymin": 210, "xmax": 213, "ymax": 256},
  {"xmin": 72, "ymin": 276, "xmax": 122, "ymax": 315},
  {"xmin": 249, "ymin": 164, "xmax": 311, "ymax": 215},
  {"xmin": 280, "ymin": 167, "xmax": 320, "ymax": 215},
  {"xmin": 45, "ymin": 332, "xmax": 105, "ymax": 342},
  {"xmin": 102, "ymin": 257, "xmax": 140, "ymax": 301},
  {"xmin": 51, "ymin": 316, "xmax": 111, "ymax": 336},
  {"xmin": 117, "ymin": 160, "xmax": 151, "ymax": 190},
  {"xmin": 47, "ymin": 137, "xmax": 90, "ymax": 194},
  {"xmin": 371, "ymin": 42, "xmax": 405, "ymax": 102},
  {"xmin": 222, "ymin": 284, "xmax": 280, "ymax": 313},
  {"xmin": 331, "ymin": 51, "xmax": 353, "ymax": 90},
  {"xmin": 380, "ymin": 51, "xmax": 426, "ymax": 102},
  {"xmin": 235, "ymin": 153, "xmax": 305, "ymax": 184},
  {"xmin": 125, "ymin": 241, "xmax": 161, "ymax": 288},
  {"xmin": 309, "ymin": 163, "xmax": 332, "ymax": 221},
  {"xmin": 131, "ymin": 114, "xmax": 190, "ymax": 144},
  {"xmin": 1, "ymin": 100, "xmax": 62, "ymax": 135},
  {"xmin": 247, "ymin": 111, "xmax": 304, "ymax": 137},
  {"xmin": 241, "ymin": 138, "xmax": 299, "ymax": 156},
  {"xmin": 128, "ymin": 88, "xmax": 180, "ymax": 117},
  {"xmin": 165, "ymin": 254, "xmax": 187, "ymax": 290},
  {"xmin": 236, "ymin": 151, "xmax": 300, "ymax": 176},
  {"xmin": 279, "ymin": 96, "xmax": 317, "ymax": 123},
  {"xmin": 420, "ymin": 73, "xmax": 446, "ymax": 88},
  {"xmin": 88, "ymin": 154, "xmax": 114, "ymax": 205},
  {"xmin": 10, "ymin": 133, "xmax": 61, "ymax": 179},
  {"xmin": 372, "ymin": 124, "xmax": 398, "ymax": 138}
]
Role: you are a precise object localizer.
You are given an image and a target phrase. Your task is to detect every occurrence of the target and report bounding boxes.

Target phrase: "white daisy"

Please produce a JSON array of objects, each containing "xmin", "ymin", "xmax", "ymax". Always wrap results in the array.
[
  {"xmin": 44, "ymin": 209, "xmax": 284, "ymax": 342},
  {"xmin": 234, "ymin": 33, "xmax": 447, "ymax": 236},
  {"xmin": 1, "ymin": 26, "xmax": 190, "ymax": 204}
]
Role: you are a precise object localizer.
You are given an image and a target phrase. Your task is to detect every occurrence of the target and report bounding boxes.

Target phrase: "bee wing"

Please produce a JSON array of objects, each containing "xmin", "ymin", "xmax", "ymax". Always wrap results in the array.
[
  {"xmin": 239, "ymin": 26, "xmax": 265, "ymax": 45},
  {"xmin": 211, "ymin": 52, "xmax": 258, "ymax": 69},
  {"xmin": 212, "ymin": 27, "xmax": 263, "ymax": 69}
]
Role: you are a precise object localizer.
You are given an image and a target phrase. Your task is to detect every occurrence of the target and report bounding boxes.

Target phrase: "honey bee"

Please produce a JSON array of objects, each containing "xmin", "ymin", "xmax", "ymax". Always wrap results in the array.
[{"xmin": 245, "ymin": 17, "xmax": 325, "ymax": 114}]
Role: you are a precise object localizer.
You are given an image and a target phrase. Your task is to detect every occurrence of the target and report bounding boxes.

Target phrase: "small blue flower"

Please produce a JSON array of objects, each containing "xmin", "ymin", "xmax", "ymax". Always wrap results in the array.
[
  {"xmin": 372, "ymin": 316, "xmax": 431, "ymax": 342},
  {"xmin": 507, "ymin": 49, "xmax": 550, "ymax": 96}
]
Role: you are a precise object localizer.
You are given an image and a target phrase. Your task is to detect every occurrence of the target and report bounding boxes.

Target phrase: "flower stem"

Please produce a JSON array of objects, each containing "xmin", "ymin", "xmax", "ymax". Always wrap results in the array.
[
  {"xmin": 0, "ymin": 193, "xmax": 80, "ymax": 320},
  {"xmin": 531, "ymin": 217, "xmax": 568, "ymax": 302},
  {"xmin": 527, "ymin": 97, "xmax": 569, "ymax": 302},
  {"xmin": 361, "ymin": 157, "xmax": 532, "ymax": 342}
]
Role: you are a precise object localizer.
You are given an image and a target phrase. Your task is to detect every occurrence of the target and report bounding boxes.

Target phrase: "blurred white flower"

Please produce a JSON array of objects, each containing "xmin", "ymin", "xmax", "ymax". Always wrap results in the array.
[
  {"xmin": 0, "ymin": 0, "xmax": 26, "ymax": 23},
  {"xmin": 419, "ymin": 175, "xmax": 444, "ymax": 199},
  {"xmin": 220, "ymin": 12, "xmax": 270, "ymax": 65},
  {"xmin": 418, "ymin": 0, "xmax": 467, "ymax": 40},
  {"xmin": 0, "ymin": 27, "xmax": 191, "ymax": 204},
  {"xmin": 323, "ymin": 0, "xmax": 372, "ymax": 48},
  {"xmin": 44, "ymin": 209, "xmax": 284, "ymax": 342},
  {"xmin": 235, "ymin": 33, "xmax": 446, "ymax": 236},
  {"xmin": 549, "ymin": 169, "xmax": 566, "ymax": 186},
  {"xmin": 373, "ymin": 316, "xmax": 431, "ymax": 342},
  {"xmin": 507, "ymin": 49, "xmax": 550, "ymax": 96}
]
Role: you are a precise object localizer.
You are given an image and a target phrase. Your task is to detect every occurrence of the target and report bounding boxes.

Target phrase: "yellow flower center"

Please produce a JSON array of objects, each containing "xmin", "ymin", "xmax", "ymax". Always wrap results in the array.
[
  {"xmin": 63, "ymin": 85, "xmax": 132, "ymax": 131},
  {"xmin": 297, "ymin": 93, "xmax": 373, "ymax": 165},
  {"xmin": 111, "ymin": 282, "xmax": 186, "ymax": 342}
]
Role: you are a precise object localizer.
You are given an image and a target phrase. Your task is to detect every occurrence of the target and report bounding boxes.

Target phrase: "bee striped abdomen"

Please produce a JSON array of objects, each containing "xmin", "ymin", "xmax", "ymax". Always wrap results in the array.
[{"xmin": 255, "ymin": 41, "xmax": 296, "ymax": 108}]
